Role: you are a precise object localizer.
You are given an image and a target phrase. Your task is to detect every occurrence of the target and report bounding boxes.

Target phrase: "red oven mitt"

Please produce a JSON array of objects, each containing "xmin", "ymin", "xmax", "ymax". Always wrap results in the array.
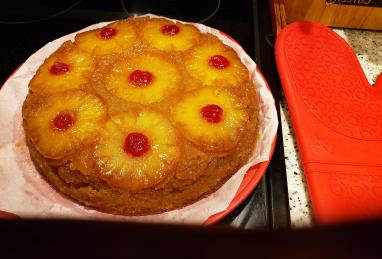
[{"xmin": 275, "ymin": 21, "xmax": 382, "ymax": 224}]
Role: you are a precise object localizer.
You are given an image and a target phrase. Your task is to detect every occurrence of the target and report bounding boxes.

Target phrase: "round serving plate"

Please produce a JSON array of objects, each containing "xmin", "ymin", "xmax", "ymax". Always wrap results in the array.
[{"xmin": 0, "ymin": 17, "xmax": 278, "ymax": 223}]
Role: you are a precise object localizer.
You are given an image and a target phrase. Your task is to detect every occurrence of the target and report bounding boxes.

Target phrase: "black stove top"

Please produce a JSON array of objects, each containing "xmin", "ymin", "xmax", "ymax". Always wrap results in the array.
[{"xmin": 0, "ymin": 0, "xmax": 290, "ymax": 229}]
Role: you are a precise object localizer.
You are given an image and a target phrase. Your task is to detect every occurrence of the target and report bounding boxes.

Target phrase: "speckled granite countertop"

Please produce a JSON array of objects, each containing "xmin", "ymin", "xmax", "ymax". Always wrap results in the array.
[{"xmin": 280, "ymin": 29, "xmax": 382, "ymax": 227}]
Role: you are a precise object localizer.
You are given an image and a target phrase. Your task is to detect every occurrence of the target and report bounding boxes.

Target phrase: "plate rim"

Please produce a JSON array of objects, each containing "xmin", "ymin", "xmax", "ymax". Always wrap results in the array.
[
  {"xmin": 0, "ymin": 25, "xmax": 277, "ymax": 223},
  {"xmin": 204, "ymin": 67, "xmax": 277, "ymax": 224}
]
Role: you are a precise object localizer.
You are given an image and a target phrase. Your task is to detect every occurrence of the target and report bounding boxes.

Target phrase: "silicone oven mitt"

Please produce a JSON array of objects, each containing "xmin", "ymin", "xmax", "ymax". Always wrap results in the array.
[{"xmin": 275, "ymin": 21, "xmax": 382, "ymax": 224}]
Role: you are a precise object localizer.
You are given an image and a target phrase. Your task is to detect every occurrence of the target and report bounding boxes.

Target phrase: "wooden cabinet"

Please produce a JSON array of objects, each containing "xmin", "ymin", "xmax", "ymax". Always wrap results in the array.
[{"xmin": 270, "ymin": 0, "xmax": 382, "ymax": 34}]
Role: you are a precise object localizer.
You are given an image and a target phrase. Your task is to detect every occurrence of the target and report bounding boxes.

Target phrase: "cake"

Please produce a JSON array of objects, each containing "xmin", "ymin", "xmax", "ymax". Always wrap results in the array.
[{"xmin": 22, "ymin": 17, "xmax": 259, "ymax": 216}]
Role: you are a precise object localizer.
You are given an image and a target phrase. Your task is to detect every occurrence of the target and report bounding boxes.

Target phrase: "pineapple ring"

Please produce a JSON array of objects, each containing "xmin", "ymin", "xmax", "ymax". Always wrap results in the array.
[
  {"xmin": 29, "ymin": 43, "xmax": 94, "ymax": 93},
  {"xmin": 104, "ymin": 53, "xmax": 181, "ymax": 104},
  {"xmin": 172, "ymin": 87, "xmax": 248, "ymax": 152},
  {"xmin": 184, "ymin": 39, "xmax": 248, "ymax": 88},
  {"xmin": 140, "ymin": 18, "xmax": 200, "ymax": 51},
  {"xmin": 75, "ymin": 20, "xmax": 136, "ymax": 55},
  {"xmin": 95, "ymin": 111, "xmax": 181, "ymax": 191},
  {"xmin": 24, "ymin": 90, "xmax": 106, "ymax": 159}
]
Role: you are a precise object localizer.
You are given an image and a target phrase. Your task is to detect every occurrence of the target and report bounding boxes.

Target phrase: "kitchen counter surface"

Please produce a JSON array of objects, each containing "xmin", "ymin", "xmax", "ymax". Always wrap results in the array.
[{"xmin": 280, "ymin": 28, "xmax": 382, "ymax": 227}]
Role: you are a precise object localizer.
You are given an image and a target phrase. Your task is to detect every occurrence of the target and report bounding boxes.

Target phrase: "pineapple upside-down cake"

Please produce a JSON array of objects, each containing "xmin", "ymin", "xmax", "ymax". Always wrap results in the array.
[{"xmin": 22, "ymin": 17, "xmax": 259, "ymax": 215}]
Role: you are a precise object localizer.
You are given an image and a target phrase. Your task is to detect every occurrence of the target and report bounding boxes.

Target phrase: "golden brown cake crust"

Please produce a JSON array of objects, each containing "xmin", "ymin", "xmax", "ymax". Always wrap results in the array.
[{"xmin": 22, "ymin": 17, "xmax": 259, "ymax": 216}]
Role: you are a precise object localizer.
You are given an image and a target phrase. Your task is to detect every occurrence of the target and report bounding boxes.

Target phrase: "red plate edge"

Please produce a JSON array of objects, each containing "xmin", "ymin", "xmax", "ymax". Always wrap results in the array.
[
  {"xmin": 204, "ymin": 67, "xmax": 277, "ymax": 225},
  {"xmin": 0, "ymin": 33, "xmax": 277, "ymax": 222}
]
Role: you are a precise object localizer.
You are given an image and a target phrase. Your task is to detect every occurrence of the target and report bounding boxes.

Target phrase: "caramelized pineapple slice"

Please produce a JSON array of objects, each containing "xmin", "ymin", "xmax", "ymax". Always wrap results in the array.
[
  {"xmin": 95, "ymin": 110, "xmax": 180, "ymax": 191},
  {"xmin": 172, "ymin": 87, "xmax": 248, "ymax": 152},
  {"xmin": 75, "ymin": 20, "xmax": 136, "ymax": 55},
  {"xmin": 23, "ymin": 90, "xmax": 106, "ymax": 159},
  {"xmin": 184, "ymin": 39, "xmax": 248, "ymax": 88},
  {"xmin": 29, "ymin": 43, "xmax": 94, "ymax": 93},
  {"xmin": 104, "ymin": 52, "xmax": 180, "ymax": 104},
  {"xmin": 140, "ymin": 18, "xmax": 201, "ymax": 52}
]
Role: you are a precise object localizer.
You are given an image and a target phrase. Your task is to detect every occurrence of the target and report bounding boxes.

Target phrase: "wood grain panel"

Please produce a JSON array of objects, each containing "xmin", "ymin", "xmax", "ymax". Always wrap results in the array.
[{"xmin": 281, "ymin": 0, "xmax": 382, "ymax": 30}]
